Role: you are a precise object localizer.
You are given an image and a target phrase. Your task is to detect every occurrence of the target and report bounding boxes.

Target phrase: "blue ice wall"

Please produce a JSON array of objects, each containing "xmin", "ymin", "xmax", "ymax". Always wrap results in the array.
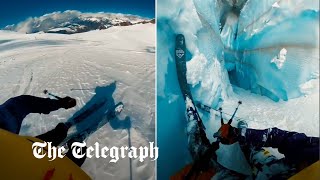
[
  {"xmin": 230, "ymin": 9, "xmax": 319, "ymax": 101},
  {"xmin": 157, "ymin": 0, "xmax": 319, "ymax": 178}
]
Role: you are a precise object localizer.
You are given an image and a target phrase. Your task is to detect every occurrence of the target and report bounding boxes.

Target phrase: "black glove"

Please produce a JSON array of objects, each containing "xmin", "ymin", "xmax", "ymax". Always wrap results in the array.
[{"xmin": 59, "ymin": 96, "xmax": 76, "ymax": 109}]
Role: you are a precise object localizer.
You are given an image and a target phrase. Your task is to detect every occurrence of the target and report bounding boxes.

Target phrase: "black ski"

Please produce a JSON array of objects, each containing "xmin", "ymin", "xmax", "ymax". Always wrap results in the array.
[
  {"xmin": 175, "ymin": 34, "xmax": 192, "ymax": 100},
  {"xmin": 175, "ymin": 34, "xmax": 205, "ymax": 130}
]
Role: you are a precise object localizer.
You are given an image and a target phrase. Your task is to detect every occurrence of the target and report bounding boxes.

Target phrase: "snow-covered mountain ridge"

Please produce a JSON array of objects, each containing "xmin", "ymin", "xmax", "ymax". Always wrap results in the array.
[{"xmin": 3, "ymin": 10, "xmax": 155, "ymax": 34}]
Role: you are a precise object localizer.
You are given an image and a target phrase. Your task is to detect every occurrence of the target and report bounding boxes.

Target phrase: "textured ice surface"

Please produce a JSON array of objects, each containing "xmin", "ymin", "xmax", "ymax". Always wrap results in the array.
[{"xmin": 158, "ymin": 0, "xmax": 319, "ymax": 178}]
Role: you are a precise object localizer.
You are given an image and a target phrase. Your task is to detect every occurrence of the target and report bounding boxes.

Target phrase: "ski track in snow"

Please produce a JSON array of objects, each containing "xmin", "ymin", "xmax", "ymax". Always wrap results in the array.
[{"xmin": 0, "ymin": 24, "xmax": 155, "ymax": 180}]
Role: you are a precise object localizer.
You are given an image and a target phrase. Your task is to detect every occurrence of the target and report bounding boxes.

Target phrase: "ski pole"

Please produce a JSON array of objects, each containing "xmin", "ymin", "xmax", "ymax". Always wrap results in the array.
[
  {"xmin": 219, "ymin": 107, "xmax": 223, "ymax": 125},
  {"xmin": 228, "ymin": 101, "xmax": 242, "ymax": 124},
  {"xmin": 43, "ymin": 89, "xmax": 62, "ymax": 100}
]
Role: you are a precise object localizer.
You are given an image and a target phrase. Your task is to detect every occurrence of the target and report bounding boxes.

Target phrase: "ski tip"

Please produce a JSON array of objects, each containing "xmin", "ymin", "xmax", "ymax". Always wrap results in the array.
[
  {"xmin": 176, "ymin": 34, "xmax": 185, "ymax": 39},
  {"xmin": 175, "ymin": 34, "xmax": 185, "ymax": 47}
]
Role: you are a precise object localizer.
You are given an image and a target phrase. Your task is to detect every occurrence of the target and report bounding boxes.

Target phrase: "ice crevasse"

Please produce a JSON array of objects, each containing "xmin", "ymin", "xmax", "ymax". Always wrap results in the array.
[
  {"xmin": 158, "ymin": 0, "xmax": 319, "ymax": 105},
  {"xmin": 157, "ymin": 0, "xmax": 319, "ymax": 178}
]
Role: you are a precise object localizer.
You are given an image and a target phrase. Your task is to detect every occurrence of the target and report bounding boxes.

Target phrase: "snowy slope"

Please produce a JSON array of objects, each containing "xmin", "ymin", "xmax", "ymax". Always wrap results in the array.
[
  {"xmin": 157, "ymin": 0, "xmax": 319, "ymax": 178},
  {"xmin": 0, "ymin": 24, "xmax": 155, "ymax": 179}
]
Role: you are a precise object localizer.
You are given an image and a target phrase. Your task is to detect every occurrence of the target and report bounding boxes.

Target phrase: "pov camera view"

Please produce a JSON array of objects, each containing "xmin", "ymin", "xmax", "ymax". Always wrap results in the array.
[
  {"xmin": 0, "ymin": 0, "xmax": 155, "ymax": 179},
  {"xmin": 157, "ymin": 0, "xmax": 319, "ymax": 179}
]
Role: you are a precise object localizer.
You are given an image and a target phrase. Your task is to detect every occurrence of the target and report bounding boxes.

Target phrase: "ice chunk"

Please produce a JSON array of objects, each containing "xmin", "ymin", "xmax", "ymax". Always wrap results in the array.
[
  {"xmin": 272, "ymin": 2, "xmax": 280, "ymax": 8},
  {"xmin": 271, "ymin": 48, "xmax": 287, "ymax": 69}
]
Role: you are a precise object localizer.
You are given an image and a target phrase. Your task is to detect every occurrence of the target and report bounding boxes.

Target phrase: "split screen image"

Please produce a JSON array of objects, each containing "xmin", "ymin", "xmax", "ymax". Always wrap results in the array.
[{"xmin": 0, "ymin": 0, "xmax": 319, "ymax": 179}]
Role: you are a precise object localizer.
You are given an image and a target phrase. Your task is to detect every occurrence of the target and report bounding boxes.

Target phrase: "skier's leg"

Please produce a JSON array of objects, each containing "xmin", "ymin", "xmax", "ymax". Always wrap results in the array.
[
  {"xmin": 240, "ymin": 127, "xmax": 319, "ymax": 167},
  {"xmin": 247, "ymin": 147, "xmax": 294, "ymax": 179},
  {"xmin": 3, "ymin": 95, "xmax": 75, "ymax": 116},
  {"xmin": 36, "ymin": 123, "xmax": 69, "ymax": 146},
  {"xmin": 236, "ymin": 122, "xmax": 293, "ymax": 178},
  {"xmin": 186, "ymin": 106, "xmax": 210, "ymax": 160}
]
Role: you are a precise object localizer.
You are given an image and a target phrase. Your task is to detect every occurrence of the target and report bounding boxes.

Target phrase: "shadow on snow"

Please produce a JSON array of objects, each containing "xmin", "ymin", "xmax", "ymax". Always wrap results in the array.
[
  {"xmin": 65, "ymin": 81, "xmax": 133, "ymax": 179},
  {"xmin": 66, "ymin": 81, "xmax": 131, "ymax": 137}
]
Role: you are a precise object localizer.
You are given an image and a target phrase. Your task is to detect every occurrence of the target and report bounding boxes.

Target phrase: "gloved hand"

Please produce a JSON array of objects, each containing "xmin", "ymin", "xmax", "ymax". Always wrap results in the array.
[
  {"xmin": 213, "ymin": 123, "xmax": 240, "ymax": 145},
  {"xmin": 59, "ymin": 96, "xmax": 76, "ymax": 109}
]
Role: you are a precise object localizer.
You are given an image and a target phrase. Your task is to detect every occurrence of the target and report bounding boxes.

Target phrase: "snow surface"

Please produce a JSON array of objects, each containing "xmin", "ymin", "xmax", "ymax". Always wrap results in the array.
[
  {"xmin": 0, "ymin": 24, "xmax": 155, "ymax": 179},
  {"xmin": 157, "ymin": 0, "xmax": 319, "ymax": 178}
]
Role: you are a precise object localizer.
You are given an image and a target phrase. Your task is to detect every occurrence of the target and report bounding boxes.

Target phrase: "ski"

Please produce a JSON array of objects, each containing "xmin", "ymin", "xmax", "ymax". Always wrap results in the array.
[
  {"xmin": 175, "ymin": 34, "xmax": 192, "ymax": 100},
  {"xmin": 175, "ymin": 34, "xmax": 205, "ymax": 130}
]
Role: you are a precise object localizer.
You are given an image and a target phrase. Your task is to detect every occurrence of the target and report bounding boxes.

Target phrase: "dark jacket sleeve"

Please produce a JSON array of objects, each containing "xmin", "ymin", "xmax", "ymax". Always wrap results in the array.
[
  {"xmin": 0, "ymin": 95, "xmax": 64, "ymax": 134},
  {"xmin": 6, "ymin": 95, "xmax": 63, "ymax": 114},
  {"xmin": 241, "ymin": 127, "xmax": 319, "ymax": 165}
]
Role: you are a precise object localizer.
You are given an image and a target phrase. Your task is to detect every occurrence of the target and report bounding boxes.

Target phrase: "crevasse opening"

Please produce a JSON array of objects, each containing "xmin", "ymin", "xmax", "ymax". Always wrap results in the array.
[
  {"xmin": 193, "ymin": 0, "xmax": 319, "ymax": 103},
  {"xmin": 157, "ymin": 0, "xmax": 319, "ymax": 178}
]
